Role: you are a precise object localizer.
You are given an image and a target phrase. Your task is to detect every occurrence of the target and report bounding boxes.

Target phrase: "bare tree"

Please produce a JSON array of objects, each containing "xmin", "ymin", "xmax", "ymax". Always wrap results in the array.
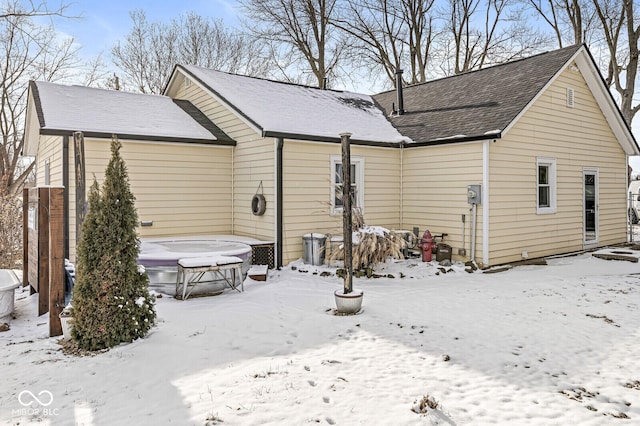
[
  {"xmin": 441, "ymin": 0, "xmax": 548, "ymax": 75},
  {"xmin": 335, "ymin": 0, "xmax": 403, "ymax": 86},
  {"xmin": 112, "ymin": 10, "xmax": 271, "ymax": 94},
  {"xmin": 0, "ymin": 5, "xmax": 78, "ymax": 197},
  {"xmin": 111, "ymin": 10, "xmax": 176, "ymax": 94},
  {"xmin": 593, "ymin": 0, "xmax": 639, "ymax": 125},
  {"xmin": 334, "ymin": 0, "xmax": 437, "ymax": 87},
  {"xmin": 404, "ymin": 0, "xmax": 437, "ymax": 83},
  {"xmin": 240, "ymin": 0, "xmax": 343, "ymax": 87},
  {"xmin": 524, "ymin": 0, "xmax": 597, "ymax": 47},
  {"xmin": 176, "ymin": 12, "xmax": 270, "ymax": 78},
  {"xmin": 0, "ymin": 0, "xmax": 70, "ymax": 19}
]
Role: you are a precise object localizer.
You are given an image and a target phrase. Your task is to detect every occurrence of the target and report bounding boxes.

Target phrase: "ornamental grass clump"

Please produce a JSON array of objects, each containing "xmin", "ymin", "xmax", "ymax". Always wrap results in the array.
[
  {"xmin": 71, "ymin": 137, "xmax": 156, "ymax": 351},
  {"xmin": 329, "ymin": 210, "xmax": 407, "ymax": 270}
]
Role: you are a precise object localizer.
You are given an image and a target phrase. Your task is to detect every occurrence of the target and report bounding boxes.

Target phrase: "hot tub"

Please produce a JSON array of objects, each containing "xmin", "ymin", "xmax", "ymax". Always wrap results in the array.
[
  {"xmin": 0, "ymin": 270, "xmax": 21, "ymax": 322},
  {"xmin": 138, "ymin": 237, "xmax": 253, "ymax": 296}
]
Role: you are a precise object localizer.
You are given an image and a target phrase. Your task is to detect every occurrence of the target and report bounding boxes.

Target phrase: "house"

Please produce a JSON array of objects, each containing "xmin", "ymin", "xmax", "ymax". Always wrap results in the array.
[{"xmin": 24, "ymin": 44, "xmax": 639, "ymax": 268}]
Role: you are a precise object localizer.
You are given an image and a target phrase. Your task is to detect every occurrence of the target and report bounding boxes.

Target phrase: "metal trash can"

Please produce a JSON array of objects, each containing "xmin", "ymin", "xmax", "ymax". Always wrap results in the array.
[
  {"xmin": 303, "ymin": 233, "xmax": 326, "ymax": 265},
  {"xmin": 436, "ymin": 243, "xmax": 452, "ymax": 262}
]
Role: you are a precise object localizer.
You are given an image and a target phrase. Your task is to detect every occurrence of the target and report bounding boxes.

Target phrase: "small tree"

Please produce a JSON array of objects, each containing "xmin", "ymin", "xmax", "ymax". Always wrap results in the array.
[{"xmin": 71, "ymin": 137, "xmax": 155, "ymax": 351}]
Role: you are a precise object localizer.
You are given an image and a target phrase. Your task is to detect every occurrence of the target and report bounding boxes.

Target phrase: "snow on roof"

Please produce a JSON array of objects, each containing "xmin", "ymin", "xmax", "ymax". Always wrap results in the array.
[
  {"xmin": 181, "ymin": 65, "xmax": 410, "ymax": 144},
  {"xmin": 33, "ymin": 81, "xmax": 216, "ymax": 141}
]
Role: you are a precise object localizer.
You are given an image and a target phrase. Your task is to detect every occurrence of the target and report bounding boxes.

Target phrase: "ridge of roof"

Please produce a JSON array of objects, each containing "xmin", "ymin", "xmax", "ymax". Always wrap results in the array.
[
  {"xmin": 375, "ymin": 44, "xmax": 583, "ymax": 96},
  {"xmin": 182, "ymin": 64, "xmax": 349, "ymax": 94}
]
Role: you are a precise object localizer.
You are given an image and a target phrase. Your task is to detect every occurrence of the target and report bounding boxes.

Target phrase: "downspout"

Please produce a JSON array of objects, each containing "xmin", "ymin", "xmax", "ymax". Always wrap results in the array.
[
  {"xmin": 62, "ymin": 135, "xmax": 69, "ymax": 259},
  {"xmin": 276, "ymin": 138, "xmax": 284, "ymax": 269},
  {"xmin": 482, "ymin": 140, "xmax": 490, "ymax": 266}
]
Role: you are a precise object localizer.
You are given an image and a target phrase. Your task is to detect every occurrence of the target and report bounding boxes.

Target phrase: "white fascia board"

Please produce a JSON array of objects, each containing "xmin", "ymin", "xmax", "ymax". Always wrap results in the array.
[
  {"xmin": 169, "ymin": 65, "xmax": 263, "ymax": 137},
  {"xmin": 573, "ymin": 53, "xmax": 639, "ymax": 156}
]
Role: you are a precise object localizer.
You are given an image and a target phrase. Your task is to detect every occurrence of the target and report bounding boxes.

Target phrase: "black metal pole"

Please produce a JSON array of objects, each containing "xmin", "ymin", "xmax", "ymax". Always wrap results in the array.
[
  {"xmin": 340, "ymin": 132, "xmax": 353, "ymax": 294},
  {"xmin": 276, "ymin": 138, "xmax": 284, "ymax": 268}
]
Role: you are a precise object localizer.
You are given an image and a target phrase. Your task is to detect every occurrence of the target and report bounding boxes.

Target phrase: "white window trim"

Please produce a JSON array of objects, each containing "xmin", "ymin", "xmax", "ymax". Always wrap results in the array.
[
  {"xmin": 537, "ymin": 157, "xmax": 557, "ymax": 214},
  {"xmin": 330, "ymin": 155, "xmax": 364, "ymax": 216}
]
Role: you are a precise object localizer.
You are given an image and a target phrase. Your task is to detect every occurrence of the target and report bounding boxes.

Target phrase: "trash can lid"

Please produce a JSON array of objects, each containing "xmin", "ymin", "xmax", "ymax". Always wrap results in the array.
[{"xmin": 303, "ymin": 232, "xmax": 326, "ymax": 239}]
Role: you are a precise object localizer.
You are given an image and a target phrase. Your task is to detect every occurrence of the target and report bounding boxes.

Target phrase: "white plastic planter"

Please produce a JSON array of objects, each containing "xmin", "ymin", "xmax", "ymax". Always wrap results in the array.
[
  {"xmin": 334, "ymin": 289, "xmax": 363, "ymax": 314},
  {"xmin": 59, "ymin": 313, "xmax": 73, "ymax": 340},
  {"xmin": 0, "ymin": 270, "xmax": 21, "ymax": 322}
]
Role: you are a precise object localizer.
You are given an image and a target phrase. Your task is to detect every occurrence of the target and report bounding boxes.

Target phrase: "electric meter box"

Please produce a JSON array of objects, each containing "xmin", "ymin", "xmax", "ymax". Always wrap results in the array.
[{"xmin": 467, "ymin": 184, "xmax": 482, "ymax": 205}]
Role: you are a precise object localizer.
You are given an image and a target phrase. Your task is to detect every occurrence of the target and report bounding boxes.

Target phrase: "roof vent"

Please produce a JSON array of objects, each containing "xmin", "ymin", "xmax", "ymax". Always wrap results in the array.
[
  {"xmin": 184, "ymin": 77, "xmax": 191, "ymax": 89},
  {"xmin": 566, "ymin": 87, "xmax": 574, "ymax": 108},
  {"xmin": 395, "ymin": 69, "xmax": 404, "ymax": 115}
]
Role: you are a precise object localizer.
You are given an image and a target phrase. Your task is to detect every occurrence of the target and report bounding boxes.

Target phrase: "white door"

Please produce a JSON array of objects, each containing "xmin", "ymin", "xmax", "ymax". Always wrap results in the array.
[{"xmin": 583, "ymin": 169, "xmax": 598, "ymax": 247}]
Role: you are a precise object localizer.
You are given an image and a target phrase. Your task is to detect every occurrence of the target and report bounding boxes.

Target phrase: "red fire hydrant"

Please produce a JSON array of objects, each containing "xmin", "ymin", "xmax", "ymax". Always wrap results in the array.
[{"xmin": 418, "ymin": 230, "xmax": 437, "ymax": 262}]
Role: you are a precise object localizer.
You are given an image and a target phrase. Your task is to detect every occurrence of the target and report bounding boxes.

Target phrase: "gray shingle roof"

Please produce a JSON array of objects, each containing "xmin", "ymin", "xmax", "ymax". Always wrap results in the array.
[{"xmin": 373, "ymin": 44, "xmax": 583, "ymax": 144}]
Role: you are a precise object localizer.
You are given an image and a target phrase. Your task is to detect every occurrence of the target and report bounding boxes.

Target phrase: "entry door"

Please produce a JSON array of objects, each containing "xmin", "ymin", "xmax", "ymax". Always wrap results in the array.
[{"xmin": 583, "ymin": 169, "xmax": 598, "ymax": 246}]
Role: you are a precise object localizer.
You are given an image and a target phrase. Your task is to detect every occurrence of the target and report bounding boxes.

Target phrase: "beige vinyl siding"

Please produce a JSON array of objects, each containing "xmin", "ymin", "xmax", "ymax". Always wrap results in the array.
[
  {"xmin": 173, "ymin": 75, "xmax": 275, "ymax": 243},
  {"xmin": 66, "ymin": 138, "xmax": 232, "ymax": 262},
  {"xmin": 281, "ymin": 140, "xmax": 401, "ymax": 263},
  {"xmin": 402, "ymin": 143, "xmax": 484, "ymax": 264},
  {"xmin": 35, "ymin": 135, "xmax": 63, "ymax": 186},
  {"xmin": 232, "ymin": 137, "xmax": 274, "ymax": 241},
  {"xmin": 489, "ymin": 67, "xmax": 627, "ymax": 265}
]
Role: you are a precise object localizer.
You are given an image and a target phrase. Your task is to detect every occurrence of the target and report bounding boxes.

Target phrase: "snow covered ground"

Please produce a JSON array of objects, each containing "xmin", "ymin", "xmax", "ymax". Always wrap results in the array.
[{"xmin": 1, "ymin": 248, "xmax": 639, "ymax": 425}]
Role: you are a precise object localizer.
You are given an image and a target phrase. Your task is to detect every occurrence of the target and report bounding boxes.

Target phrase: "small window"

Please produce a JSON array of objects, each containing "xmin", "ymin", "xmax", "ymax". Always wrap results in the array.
[
  {"xmin": 566, "ymin": 87, "xmax": 574, "ymax": 108},
  {"xmin": 537, "ymin": 157, "xmax": 557, "ymax": 214},
  {"xmin": 330, "ymin": 155, "xmax": 364, "ymax": 215}
]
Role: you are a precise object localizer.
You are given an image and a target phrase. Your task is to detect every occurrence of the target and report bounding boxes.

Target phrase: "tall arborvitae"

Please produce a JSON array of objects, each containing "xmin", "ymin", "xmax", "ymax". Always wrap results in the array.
[{"xmin": 72, "ymin": 137, "xmax": 155, "ymax": 350}]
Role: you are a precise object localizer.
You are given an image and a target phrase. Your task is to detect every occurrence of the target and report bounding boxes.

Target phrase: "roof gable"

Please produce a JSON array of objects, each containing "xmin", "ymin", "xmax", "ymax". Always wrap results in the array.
[
  {"xmin": 27, "ymin": 81, "xmax": 233, "ymax": 147},
  {"xmin": 168, "ymin": 65, "xmax": 409, "ymax": 145},
  {"xmin": 373, "ymin": 45, "xmax": 584, "ymax": 145},
  {"xmin": 373, "ymin": 44, "xmax": 638, "ymax": 155}
]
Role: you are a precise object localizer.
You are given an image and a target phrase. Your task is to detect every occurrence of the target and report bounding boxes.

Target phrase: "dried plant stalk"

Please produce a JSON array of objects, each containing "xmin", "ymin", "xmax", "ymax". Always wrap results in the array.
[{"xmin": 329, "ymin": 226, "xmax": 407, "ymax": 270}]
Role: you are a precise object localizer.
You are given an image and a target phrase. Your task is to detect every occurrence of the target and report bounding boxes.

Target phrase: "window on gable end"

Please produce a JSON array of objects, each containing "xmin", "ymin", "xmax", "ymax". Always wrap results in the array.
[
  {"xmin": 330, "ymin": 155, "xmax": 364, "ymax": 215},
  {"xmin": 537, "ymin": 157, "xmax": 557, "ymax": 214}
]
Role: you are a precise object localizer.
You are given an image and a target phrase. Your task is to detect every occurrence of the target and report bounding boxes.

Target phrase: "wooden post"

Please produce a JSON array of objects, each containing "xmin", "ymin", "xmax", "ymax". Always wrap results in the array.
[
  {"xmin": 340, "ymin": 132, "xmax": 353, "ymax": 294},
  {"xmin": 48, "ymin": 187, "xmax": 65, "ymax": 337},
  {"xmin": 37, "ymin": 187, "xmax": 50, "ymax": 316},
  {"xmin": 22, "ymin": 188, "xmax": 29, "ymax": 288}
]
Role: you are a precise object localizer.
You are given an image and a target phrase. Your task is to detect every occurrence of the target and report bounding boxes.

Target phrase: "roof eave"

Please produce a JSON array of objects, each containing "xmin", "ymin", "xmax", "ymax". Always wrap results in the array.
[
  {"xmin": 405, "ymin": 133, "xmax": 502, "ymax": 148},
  {"xmin": 23, "ymin": 81, "xmax": 46, "ymax": 156},
  {"xmin": 39, "ymin": 129, "xmax": 234, "ymax": 146},
  {"xmin": 262, "ymin": 130, "xmax": 401, "ymax": 148}
]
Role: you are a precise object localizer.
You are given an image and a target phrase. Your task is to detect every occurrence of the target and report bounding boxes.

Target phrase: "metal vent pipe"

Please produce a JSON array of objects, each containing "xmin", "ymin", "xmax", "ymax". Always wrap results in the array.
[{"xmin": 395, "ymin": 69, "xmax": 404, "ymax": 115}]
